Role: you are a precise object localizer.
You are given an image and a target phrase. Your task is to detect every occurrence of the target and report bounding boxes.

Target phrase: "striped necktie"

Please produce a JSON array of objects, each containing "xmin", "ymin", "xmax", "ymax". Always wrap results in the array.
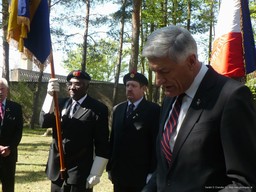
[{"xmin": 161, "ymin": 94, "xmax": 185, "ymax": 166}]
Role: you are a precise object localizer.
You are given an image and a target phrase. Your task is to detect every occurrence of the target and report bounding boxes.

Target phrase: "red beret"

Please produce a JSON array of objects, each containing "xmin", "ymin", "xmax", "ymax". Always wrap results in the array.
[{"xmin": 67, "ymin": 70, "xmax": 91, "ymax": 81}]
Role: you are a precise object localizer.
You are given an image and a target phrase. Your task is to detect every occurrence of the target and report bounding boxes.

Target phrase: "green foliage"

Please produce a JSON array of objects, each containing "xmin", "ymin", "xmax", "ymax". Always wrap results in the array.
[
  {"xmin": 15, "ymin": 127, "xmax": 112, "ymax": 191},
  {"xmin": 63, "ymin": 38, "xmax": 129, "ymax": 81},
  {"xmin": 246, "ymin": 78, "xmax": 256, "ymax": 101},
  {"xmin": 9, "ymin": 82, "xmax": 33, "ymax": 126},
  {"xmin": 187, "ymin": 0, "xmax": 216, "ymax": 33},
  {"xmin": 249, "ymin": 0, "xmax": 256, "ymax": 19},
  {"xmin": 51, "ymin": 0, "xmax": 223, "ymax": 82}
]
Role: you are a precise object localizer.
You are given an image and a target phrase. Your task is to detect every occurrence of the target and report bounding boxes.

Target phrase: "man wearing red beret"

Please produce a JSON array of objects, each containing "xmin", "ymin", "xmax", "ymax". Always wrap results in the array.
[
  {"xmin": 107, "ymin": 71, "xmax": 160, "ymax": 192},
  {"xmin": 40, "ymin": 70, "xmax": 109, "ymax": 192}
]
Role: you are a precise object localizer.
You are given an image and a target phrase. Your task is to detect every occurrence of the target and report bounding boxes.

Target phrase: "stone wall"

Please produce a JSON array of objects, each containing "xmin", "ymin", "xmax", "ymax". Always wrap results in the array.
[
  {"xmin": 10, "ymin": 81, "xmax": 127, "ymax": 126},
  {"xmin": 10, "ymin": 68, "xmax": 127, "ymax": 110},
  {"xmin": 43, "ymin": 81, "xmax": 127, "ymax": 109}
]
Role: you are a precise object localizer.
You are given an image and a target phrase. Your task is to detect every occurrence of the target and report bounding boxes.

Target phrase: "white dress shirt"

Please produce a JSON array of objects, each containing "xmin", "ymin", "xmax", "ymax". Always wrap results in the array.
[
  {"xmin": 166, "ymin": 64, "xmax": 208, "ymax": 151},
  {"xmin": 127, "ymin": 97, "xmax": 143, "ymax": 111},
  {"xmin": 70, "ymin": 94, "xmax": 87, "ymax": 116}
]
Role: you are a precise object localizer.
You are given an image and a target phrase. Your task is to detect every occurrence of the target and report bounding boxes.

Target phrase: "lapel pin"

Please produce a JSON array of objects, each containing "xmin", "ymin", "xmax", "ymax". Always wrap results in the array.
[{"xmin": 196, "ymin": 98, "xmax": 201, "ymax": 106}]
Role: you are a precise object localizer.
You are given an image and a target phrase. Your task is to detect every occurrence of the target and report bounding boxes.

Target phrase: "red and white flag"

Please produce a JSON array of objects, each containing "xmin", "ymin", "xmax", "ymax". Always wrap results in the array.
[{"xmin": 210, "ymin": 0, "xmax": 256, "ymax": 78}]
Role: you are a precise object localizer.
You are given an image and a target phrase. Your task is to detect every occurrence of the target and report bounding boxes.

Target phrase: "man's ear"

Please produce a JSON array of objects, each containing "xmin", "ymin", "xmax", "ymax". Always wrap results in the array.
[
  {"xmin": 142, "ymin": 85, "xmax": 148, "ymax": 92},
  {"xmin": 187, "ymin": 53, "xmax": 197, "ymax": 71}
]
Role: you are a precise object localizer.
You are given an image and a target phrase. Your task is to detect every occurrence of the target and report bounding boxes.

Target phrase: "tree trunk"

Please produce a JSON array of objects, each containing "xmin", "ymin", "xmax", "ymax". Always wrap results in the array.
[
  {"xmin": 160, "ymin": 0, "xmax": 168, "ymax": 28},
  {"xmin": 130, "ymin": 0, "xmax": 142, "ymax": 72},
  {"xmin": 2, "ymin": 0, "xmax": 10, "ymax": 84},
  {"xmin": 172, "ymin": 0, "xmax": 178, "ymax": 25},
  {"xmin": 30, "ymin": 70, "xmax": 43, "ymax": 129},
  {"xmin": 187, "ymin": 0, "xmax": 191, "ymax": 30},
  {"xmin": 208, "ymin": 0, "xmax": 214, "ymax": 65},
  {"xmin": 82, "ymin": 0, "xmax": 90, "ymax": 72},
  {"xmin": 112, "ymin": 0, "xmax": 126, "ymax": 107}
]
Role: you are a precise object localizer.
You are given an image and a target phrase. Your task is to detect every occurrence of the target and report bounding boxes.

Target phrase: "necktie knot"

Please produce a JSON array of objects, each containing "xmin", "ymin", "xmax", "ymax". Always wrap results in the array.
[
  {"xmin": 71, "ymin": 102, "xmax": 79, "ymax": 116},
  {"xmin": 174, "ymin": 93, "xmax": 185, "ymax": 110},
  {"xmin": 177, "ymin": 93, "xmax": 185, "ymax": 103}
]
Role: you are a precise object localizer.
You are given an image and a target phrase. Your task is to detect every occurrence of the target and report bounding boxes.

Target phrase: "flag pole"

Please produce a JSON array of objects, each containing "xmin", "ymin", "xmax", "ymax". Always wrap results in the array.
[
  {"xmin": 7, "ymin": 0, "xmax": 66, "ymax": 178},
  {"xmin": 49, "ymin": 51, "xmax": 66, "ymax": 179}
]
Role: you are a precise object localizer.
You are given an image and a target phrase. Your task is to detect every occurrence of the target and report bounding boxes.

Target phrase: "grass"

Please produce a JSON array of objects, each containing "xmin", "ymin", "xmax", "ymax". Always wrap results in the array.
[{"xmin": 0, "ymin": 127, "xmax": 113, "ymax": 192}]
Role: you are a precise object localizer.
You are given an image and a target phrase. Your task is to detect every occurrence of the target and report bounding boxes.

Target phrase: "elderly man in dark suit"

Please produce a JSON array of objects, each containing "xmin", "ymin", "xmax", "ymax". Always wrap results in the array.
[
  {"xmin": 0, "ymin": 78, "xmax": 23, "ymax": 192},
  {"xmin": 107, "ymin": 72, "xmax": 160, "ymax": 192},
  {"xmin": 40, "ymin": 70, "xmax": 109, "ymax": 192},
  {"xmin": 141, "ymin": 25, "xmax": 256, "ymax": 192}
]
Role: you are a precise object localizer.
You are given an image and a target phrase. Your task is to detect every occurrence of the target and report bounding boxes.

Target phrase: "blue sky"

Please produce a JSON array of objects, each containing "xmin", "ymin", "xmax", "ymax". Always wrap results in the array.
[
  {"xmin": 1, "ymin": 2, "xmax": 210, "ymax": 78},
  {"xmin": 0, "ymin": 2, "xmax": 119, "ymax": 77}
]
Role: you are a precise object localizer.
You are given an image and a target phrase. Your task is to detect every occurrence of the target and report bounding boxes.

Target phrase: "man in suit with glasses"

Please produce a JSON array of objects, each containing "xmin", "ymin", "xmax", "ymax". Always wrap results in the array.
[{"xmin": 40, "ymin": 70, "xmax": 109, "ymax": 192}]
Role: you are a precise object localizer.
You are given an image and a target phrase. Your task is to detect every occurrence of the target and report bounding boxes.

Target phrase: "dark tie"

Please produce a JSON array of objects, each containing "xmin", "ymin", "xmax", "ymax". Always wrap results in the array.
[
  {"xmin": 71, "ymin": 102, "xmax": 79, "ymax": 116},
  {"xmin": 126, "ymin": 103, "xmax": 134, "ymax": 118},
  {"xmin": 161, "ymin": 94, "xmax": 185, "ymax": 166}
]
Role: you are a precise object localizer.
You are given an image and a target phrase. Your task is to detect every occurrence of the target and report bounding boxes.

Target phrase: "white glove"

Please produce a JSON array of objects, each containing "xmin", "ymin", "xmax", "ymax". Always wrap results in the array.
[
  {"xmin": 86, "ymin": 175, "xmax": 100, "ymax": 189},
  {"xmin": 86, "ymin": 156, "xmax": 109, "ymax": 189},
  {"xmin": 47, "ymin": 78, "xmax": 59, "ymax": 96},
  {"xmin": 146, "ymin": 173, "xmax": 152, "ymax": 183},
  {"xmin": 42, "ymin": 78, "xmax": 59, "ymax": 114}
]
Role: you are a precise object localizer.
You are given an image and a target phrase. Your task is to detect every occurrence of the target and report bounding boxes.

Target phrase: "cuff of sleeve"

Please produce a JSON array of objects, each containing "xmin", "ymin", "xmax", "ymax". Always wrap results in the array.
[
  {"xmin": 90, "ymin": 156, "xmax": 109, "ymax": 176},
  {"xmin": 42, "ymin": 94, "xmax": 54, "ymax": 114}
]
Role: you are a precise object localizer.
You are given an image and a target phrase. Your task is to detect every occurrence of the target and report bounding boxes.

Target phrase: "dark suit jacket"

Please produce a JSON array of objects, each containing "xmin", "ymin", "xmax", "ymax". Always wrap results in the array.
[
  {"xmin": 107, "ymin": 98, "xmax": 160, "ymax": 188},
  {"xmin": 40, "ymin": 95, "xmax": 109, "ymax": 185},
  {"xmin": 143, "ymin": 67, "xmax": 256, "ymax": 192},
  {"xmin": 0, "ymin": 100, "xmax": 23, "ymax": 168}
]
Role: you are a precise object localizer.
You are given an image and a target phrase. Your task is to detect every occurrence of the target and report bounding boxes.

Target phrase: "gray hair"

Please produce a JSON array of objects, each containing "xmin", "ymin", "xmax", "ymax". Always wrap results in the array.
[
  {"xmin": 0, "ymin": 78, "xmax": 9, "ymax": 88},
  {"xmin": 142, "ymin": 25, "xmax": 198, "ymax": 63}
]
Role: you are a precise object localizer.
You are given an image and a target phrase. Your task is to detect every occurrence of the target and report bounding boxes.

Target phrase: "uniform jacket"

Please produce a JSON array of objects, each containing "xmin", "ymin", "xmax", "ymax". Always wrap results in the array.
[
  {"xmin": 107, "ymin": 98, "xmax": 160, "ymax": 188},
  {"xmin": 40, "ymin": 95, "xmax": 109, "ymax": 185},
  {"xmin": 0, "ymin": 100, "xmax": 23, "ymax": 166},
  {"xmin": 142, "ymin": 67, "xmax": 256, "ymax": 192}
]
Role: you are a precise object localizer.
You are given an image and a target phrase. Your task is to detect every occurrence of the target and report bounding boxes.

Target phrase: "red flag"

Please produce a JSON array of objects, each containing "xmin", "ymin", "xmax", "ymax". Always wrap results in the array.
[{"xmin": 210, "ymin": 0, "xmax": 256, "ymax": 78}]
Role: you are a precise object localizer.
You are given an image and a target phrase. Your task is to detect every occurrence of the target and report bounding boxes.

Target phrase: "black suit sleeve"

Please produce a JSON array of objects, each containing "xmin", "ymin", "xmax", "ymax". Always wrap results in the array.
[
  {"xmin": 220, "ymin": 85, "xmax": 256, "ymax": 189},
  {"xmin": 93, "ymin": 102, "xmax": 110, "ymax": 158},
  {"xmin": 10, "ymin": 103, "xmax": 23, "ymax": 149},
  {"xmin": 142, "ymin": 171, "xmax": 157, "ymax": 192}
]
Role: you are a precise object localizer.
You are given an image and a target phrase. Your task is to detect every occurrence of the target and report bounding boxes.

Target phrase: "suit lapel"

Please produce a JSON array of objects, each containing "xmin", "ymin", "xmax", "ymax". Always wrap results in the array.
[
  {"xmin": 61, "ymin": 97, "xmax": 90, "ymax": 119},
  {"xmin": 61, "ymin": 98, "xmax": 72, "ymax": 117},
  {"xmin": 120, "ymin": 102, "xmax": 127, "ymax": 120},
  {"xmin": 117, "ymin": 102, "xmax": 128, "ymax": 128},
  {"xmin": 170, "ymin": 67, "xmax": 219, "ymax": 168},
  {"xmin": 73, "ymin": 105, "xmax": 89, "ymax": 119},
  {"xmin": 171, "ymin": 99, "xmax": 204, "ymax": 165},
  {"xmin": 71, "ymin": 97, "xmax": 90, "ymax": 119},
  {"xmin": 132, "ymin": 98, "xmax": 146, "ymax": 117}
]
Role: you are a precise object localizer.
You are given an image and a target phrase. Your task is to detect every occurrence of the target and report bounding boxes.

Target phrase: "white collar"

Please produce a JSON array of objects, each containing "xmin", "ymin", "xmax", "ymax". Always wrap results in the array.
[
  {"xmin": 185, "ymin": 63, "xmax": 208, "ymax": 99},
  {"xmin": 72, "ymin": 94, "xmax": 87, "ymax": 105},
  {"xmin": 0, "ymin": 99, "xmax": 6, "ymax": 107},
  {"xmin": 128, "ymin": 97, "xmax": 143, "ymax": 110}
]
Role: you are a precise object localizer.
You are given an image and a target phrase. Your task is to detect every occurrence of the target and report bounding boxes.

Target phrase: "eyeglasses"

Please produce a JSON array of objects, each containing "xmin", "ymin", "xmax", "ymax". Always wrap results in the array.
[{"xmin": 66, "ymin": 82, "xmax": 83, "ymax": 88}]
